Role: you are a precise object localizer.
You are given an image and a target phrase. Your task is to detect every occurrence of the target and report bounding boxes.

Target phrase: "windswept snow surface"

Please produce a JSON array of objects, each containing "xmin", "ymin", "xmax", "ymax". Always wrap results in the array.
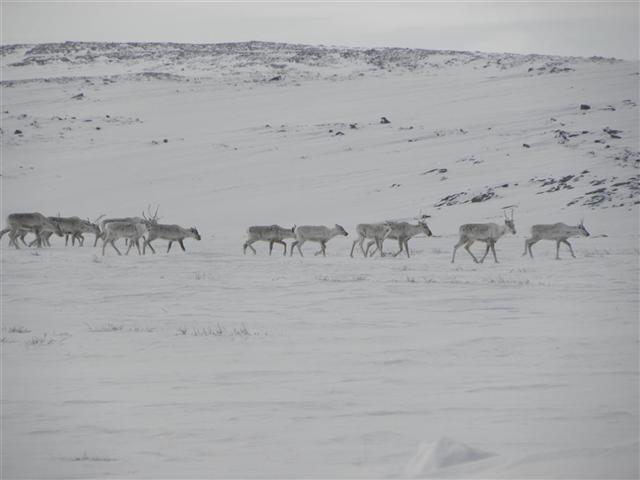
[{"xmin": 1, "ymin": 42, "xmax": 638, "ymax": 478}]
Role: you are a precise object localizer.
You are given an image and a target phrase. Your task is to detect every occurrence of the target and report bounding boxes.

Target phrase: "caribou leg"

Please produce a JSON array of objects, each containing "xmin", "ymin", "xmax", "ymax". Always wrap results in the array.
[
  {"xmin": 291, "ymin": 239, "xmax": 305, "ymax": 257},
  {"xmin": 464, "ymin": 240, "xmax": 480, "ymax": 263},
  {"xmin": 273, "ymin": 240, "xmax": 287, "ymax": 255},
  {"xmin": 562, "ymin": 239, "xmax": 576, "ymax": 258},
  {"xmin": 490, "ymin": 241, "xmax": 499, "ymax": 263},
  {"xmin": 350, "ymin": 238, "xmax": 360, "ymax": 257},
  {"xmin": 452, "ymin": 237, "xmax": 467, "ymax": 263},
  {"xmin": 144, "ymin": 239, "xmax": 156, "ymax": 254},
  {"xmin": 479, "ymin": 242, "xmax": 491, "ymax": 263},
  {"xmin": 9, "ymin": 229, "xmax": 20, "ymax": 249},
  {"xmin": 243, "ymin": 240, "xmax": 257, "ymax": 255},
  {"xmin": 110, "ymin": 240, "xmax": 122, "ymax": 256},
  {"xmin": 365, "ymin": 240, "xmax": 377, "ymax": 257},
  {"xmin": 526, "ymin": 238, "xmax": 539, "ymax": 259}
]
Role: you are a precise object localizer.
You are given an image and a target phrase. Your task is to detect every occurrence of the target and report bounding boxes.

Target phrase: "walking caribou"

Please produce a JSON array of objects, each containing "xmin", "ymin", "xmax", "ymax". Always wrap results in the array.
[
  {"xmin": 101, "ymin": 221, "xmax": 148, "ymax": 256},
  {"xmin": 365, "ymin": 219, "xmax": 433, "ymax": 258},
  {"xmin": 1, "ymin": 213, "xmax": 63, "ymax": 248},
  {"xmin": 291, "ymin": 224, "xmax": 348, "ymax": 257},
  {"xmin": 35, "ymin": 216, "xmax": 101, "ymax": 247},
  {"xmin": 350, "ymin": 223, "xmax": 391, "ymax": 257},
  {"xmin": 95, "ymin": 217, "xmax": 146, "ymax": 246},
  {"xmin": 144, "ymin": 224, "xmax": 202, "ymax": 254},
  {"xmin": 96, "ymin": 207, "xmax": 160, "ymax": 247},
  {"xmin": 243, "ymin": 225, "xmax": 296, "ymax": 255},
  {"xmin": 452, "ymin": 210, "xmax": 516, "ymax": 263},
  {"xmin": 523, "ymin": 221, "xmax": 590, "ymax": 259}
]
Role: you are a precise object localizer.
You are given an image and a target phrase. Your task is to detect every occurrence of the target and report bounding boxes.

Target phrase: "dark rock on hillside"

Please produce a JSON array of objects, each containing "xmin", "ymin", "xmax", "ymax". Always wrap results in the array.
[
  {"xmin": 603, "ymin": 127, "xmax": 622, "ymax": 139},
  {"xmin": 380, "ymin": 117, "xmax": 391, "ymax": 124},
  {"xmin": 435, "ymin": 192, "xmax": 466, "ymax": 207},
  {"xmin": 422, "ymin": 168, "xmax": 448, "ymax": 175},
  {"xmin": 471, "ymin": 190, "xmax": 496, "ymax": 203}
]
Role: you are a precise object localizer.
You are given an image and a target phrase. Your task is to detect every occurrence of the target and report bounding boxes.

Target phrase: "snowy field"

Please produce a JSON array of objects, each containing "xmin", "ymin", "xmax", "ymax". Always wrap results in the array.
[{"xmin": 1, "ymin": 43, "xmax": 639, "ymax": 478}]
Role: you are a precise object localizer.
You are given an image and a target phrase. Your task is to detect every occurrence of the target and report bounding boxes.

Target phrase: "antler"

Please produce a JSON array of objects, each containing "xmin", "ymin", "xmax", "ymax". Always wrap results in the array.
[
  {"xmin": 502, "ymin": 205, "xmax": 516, "ymax": 220},
  {"xmin": 143, "ymin": 204, "xmax": 161, "ymax": 224}
]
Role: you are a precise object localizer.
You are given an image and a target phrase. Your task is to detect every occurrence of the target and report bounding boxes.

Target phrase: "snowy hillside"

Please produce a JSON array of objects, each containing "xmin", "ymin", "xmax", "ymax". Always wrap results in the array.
[
  {"xmin": 1, "ymin": 42, "xmax": 638, "ymax": 478},
  {"xmin": 0, "ymin": 40, "xmax": 623, "ymax": 83}
]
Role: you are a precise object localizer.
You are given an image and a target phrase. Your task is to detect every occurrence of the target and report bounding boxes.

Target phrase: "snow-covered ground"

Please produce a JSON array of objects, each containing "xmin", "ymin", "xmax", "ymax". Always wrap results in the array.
[{"xmin": 1, "ymin": 42, "xmax": 638, "ymax": 478}]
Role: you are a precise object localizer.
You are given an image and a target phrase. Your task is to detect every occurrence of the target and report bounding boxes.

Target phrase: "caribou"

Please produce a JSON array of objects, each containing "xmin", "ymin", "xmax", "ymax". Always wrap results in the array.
[
  {"xmin": 365, "ymin": 219, "xmax": 433, "ymax": 258},
  {"xmin": 96, "ymin": 207, "xmax": 159, "ymax": 247},
  {"xmin": 1, "ymin": 213, "xmax": 63, "ymax": 249},
  {"xmin": 27, "ymin": 217, "xmax": 101, "ymax": 247},
  {"xmin": 243, "ymin": 225, "xmax": 296, "ymax": 255},
  {"xmin": 43, "ymin": 216, "xmax": 87, "ymax": 247},
  {"xmin": 291, "ymin": 224, "xmax": 348, "ymax": 257},
  {"xmin": 452, "ymin": 210, "xmax": 516, "ymax": 263},
  {"xmin": 77, "ymin": 216, "xmax": 104, "ymax": 246},
  {"xmin": 95, "ymin": 217, "xmax": 146, "ymax": 246},
  {"xmin": 144, "ymin": 224, "xmax": 202, "ymax": 254},
  {"xmin": 350, "ymin": 223, "xmax": 391, "ymax": 257},
  {"xmin": 523, "ymin": 221, "xmax": 590, "ymax": 259},
  {"xmin": 101, "ymin": 221, "xmax": 148, "ymax": 256}
]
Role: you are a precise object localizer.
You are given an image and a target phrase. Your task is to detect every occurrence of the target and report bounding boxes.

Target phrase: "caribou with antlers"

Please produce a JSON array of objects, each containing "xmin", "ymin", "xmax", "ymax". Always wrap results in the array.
[
  {"xmin": 523, "ymin": 220, "xmax": 590, "ymax": 259},
  {"xmin": 96, "ymin": 207, "xmax": 159, "ymax": 246},
  {"xmin": 452, "ymin": 209, "xmax": 516, "ymax": 263}
]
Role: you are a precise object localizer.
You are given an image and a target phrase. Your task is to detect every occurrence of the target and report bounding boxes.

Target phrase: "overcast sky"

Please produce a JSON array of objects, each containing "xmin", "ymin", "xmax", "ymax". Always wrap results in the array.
[{"xmin": 2, "ymin": 1, "xmax": 638, "ymax": 60}]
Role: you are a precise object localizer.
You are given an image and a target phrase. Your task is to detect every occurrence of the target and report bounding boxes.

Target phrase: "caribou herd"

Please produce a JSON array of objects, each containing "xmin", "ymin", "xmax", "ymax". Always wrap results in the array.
[
  {"xmin": 1, "ymin": 208, "xmax": 591, "ymax": 261},
  {"xmin": 240, "ymin": 210, "xmax": 590, "ymax": 262},
  {"xmin": 0, "ymin": 208, "xmax": 202, "ymax": 256}
]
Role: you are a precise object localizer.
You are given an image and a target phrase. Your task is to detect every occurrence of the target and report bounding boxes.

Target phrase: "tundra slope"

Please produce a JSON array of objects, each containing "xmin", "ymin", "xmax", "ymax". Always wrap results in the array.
[{"xmin": 1, "ymin": 42, "xmax": 638, "ymax": 479}]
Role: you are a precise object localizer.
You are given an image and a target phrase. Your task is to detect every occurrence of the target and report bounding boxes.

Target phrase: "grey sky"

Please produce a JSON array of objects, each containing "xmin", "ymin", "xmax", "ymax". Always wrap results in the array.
[{"xmin": 2, "ymin": 1, "xmax": 638, "ymax": 60}]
